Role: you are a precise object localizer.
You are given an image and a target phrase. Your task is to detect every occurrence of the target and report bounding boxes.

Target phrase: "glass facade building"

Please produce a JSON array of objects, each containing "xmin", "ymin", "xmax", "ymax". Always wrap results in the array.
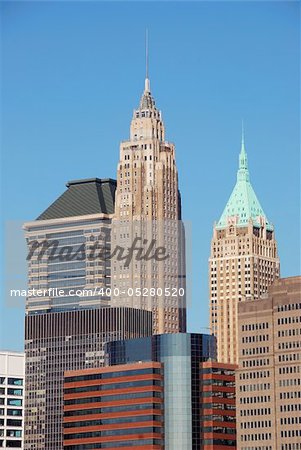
[
  {"xmin": 23, "ymin": 178, "xmax": 116, "ymax": 313},
  {"xmin": 63, "ymin": 333, "xmax": 216, "ymax": 450}
]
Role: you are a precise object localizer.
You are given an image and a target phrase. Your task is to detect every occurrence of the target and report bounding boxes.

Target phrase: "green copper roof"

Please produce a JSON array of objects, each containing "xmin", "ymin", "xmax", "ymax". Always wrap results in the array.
[{"xmin": 217, "ymin": 132, "xmax": 273, "ymax": 230}]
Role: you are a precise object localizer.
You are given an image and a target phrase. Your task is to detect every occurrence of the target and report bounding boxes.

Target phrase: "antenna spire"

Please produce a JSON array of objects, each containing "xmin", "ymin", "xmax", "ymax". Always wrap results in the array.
[
  {"xmin": 241, "ymin": 119, "xmax": 245, "ymax": 146},
  {"xmin": 144, "ymin": 29, "xmax": 150, "ymax": 92}
]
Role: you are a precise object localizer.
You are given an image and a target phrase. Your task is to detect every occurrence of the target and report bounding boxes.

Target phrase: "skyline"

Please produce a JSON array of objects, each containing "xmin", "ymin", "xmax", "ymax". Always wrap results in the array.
[{"xmin": 1, "ymin": 1, "xmax": 300, "ymax": 350}]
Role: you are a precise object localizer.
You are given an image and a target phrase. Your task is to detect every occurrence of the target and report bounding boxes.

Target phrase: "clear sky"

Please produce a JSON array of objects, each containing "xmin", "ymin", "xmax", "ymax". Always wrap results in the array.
[{"xmin": 0, "ymin": 1, "xmax": 300, "ymax": 350}]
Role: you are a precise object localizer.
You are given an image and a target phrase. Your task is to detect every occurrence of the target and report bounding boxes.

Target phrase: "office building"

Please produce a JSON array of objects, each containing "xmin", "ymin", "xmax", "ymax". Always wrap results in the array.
[
  {"xmin": 24, "ymin": 307, "xmax": 152, "ymax": 449},
  {"xmin": 237, "ymin": 276, "xmax": 301, "ymax": 450},
  {"xmin": 0, "ymin": 351, "xmax": 25, "ymax": 449},
  {"xmin": 24, "ymin": 178, "xmax": 116, "ymax": 313},
  {"xmin": 112, "ymin": 71, "xmax": 186, "ymax": 334},
  {"xmin": 23, "ymin": 178, "xmax": 152, "ymax": 449},
  {"xmin": 209, "ymin": 131, "xmax": 280, "ymax": 363},
  {"xmin": 63, "ymin": 333, "xmax": 216, "ymax": 449},
  {"xmin": 200, "ymin": 361, "xmax": 237, "ymax": 449}
]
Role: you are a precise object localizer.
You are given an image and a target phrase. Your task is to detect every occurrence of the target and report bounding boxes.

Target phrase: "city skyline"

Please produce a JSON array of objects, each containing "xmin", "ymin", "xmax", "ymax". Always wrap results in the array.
[{"xmin": 1, "ymin": 1, "xmax": 300, "ymax": 351}]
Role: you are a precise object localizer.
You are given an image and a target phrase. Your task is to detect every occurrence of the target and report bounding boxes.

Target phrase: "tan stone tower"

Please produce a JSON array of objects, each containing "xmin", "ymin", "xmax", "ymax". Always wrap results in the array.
[
  {"xmin": 111, "ymin": 69, "xmax": 186, "ymax": 334},
  {"xmin": 209, "ymin": 130, "xmax": 280, "ymax": 363}
]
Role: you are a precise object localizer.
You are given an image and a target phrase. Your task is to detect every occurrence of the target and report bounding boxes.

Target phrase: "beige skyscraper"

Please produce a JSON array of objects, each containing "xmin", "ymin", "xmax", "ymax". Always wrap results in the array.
[
  {"xmin": 209, "ymin": 131, "xmax": 280, "ymax": 363},
  {"xmin": 111, "ymin": 70, "xmax": 186, "ymax": 334},
  {"xmin": 237, "ymin": 276, "xmax": 301, "ymax": 450}
]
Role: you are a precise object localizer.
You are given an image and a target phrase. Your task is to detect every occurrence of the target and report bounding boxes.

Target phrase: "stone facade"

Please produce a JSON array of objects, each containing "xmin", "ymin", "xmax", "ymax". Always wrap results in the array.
[
  {"xmin": 209, "ymin": 134, "xmax": 280, "ymax": 363},
  {"xmin": 236, "ymin": 276, "xmax": 301, "ymax": 450}
]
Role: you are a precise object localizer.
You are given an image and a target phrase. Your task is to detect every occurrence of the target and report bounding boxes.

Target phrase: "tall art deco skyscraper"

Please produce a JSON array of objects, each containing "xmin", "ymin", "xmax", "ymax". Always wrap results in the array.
[
  {"xmin": 209, "ymin": 130, "xmax": 280, "ymax": 363},
  {"xmin": 111, "ymin": 70, "xmax": 186, "ymax": 334}
]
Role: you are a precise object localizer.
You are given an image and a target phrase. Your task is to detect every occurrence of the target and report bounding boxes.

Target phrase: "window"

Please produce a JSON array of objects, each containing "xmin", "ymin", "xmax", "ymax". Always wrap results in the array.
[{"xmin": 7, "ymin": 379, "xmax": 23, "ymax": 386}]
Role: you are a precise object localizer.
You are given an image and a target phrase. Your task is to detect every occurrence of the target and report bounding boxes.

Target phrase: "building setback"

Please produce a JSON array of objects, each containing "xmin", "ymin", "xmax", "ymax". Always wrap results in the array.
[
  {"xmin": 0, "ymin": 351, "xmax": 25, "ymax": 449},
  {"xmin": 236, "ymin": 276, "xmax": 301, "ymax": 450},
  {"xmin": 63, "ymin": 333, "xmax": 216, "ymax": 450},
  {"xmin": 209, "ymin": 131, "xmax": 280, "ymax": 363},
  {"xmin": 200, "ymin": 361, "xmax": 237, "ymax": 449}
]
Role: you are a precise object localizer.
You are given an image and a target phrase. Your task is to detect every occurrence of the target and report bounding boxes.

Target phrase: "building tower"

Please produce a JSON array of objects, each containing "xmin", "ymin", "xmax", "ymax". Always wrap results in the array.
[
  {"xmin": 112, "ymin": 64, "xmax": 186, "ymax": 334},
  {"xmin": 209, "ymin": 129, "xmax": 280, "ymax": 363}
]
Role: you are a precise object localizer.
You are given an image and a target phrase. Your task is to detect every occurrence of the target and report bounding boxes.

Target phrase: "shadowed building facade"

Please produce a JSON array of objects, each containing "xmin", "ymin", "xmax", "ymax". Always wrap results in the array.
[{"xmin": 209, "ymin": 131, "xmax": 280, "ymax": 363}]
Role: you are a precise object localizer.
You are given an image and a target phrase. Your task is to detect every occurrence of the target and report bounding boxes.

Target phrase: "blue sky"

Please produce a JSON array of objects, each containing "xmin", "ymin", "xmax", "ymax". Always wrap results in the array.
[{"xmin": 0, "ymin": 1, "xmax": 300, "ymax": 350}]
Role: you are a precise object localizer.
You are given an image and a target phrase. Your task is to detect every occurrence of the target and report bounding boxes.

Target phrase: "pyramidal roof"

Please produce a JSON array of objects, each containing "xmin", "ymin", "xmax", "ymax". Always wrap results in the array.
[
  {"xmin": 37, "ymin": 178, "xmax": 116, "ymax": 221},
  {"xmin": 216, "ymin": 132, "xmax": 273, "ymax": 230}
]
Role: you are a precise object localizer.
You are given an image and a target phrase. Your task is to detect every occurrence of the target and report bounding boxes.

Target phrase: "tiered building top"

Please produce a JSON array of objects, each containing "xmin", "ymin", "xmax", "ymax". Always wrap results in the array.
[{"xmin": 217, "ymin": 131, "xmax": 273, "ymax": 230}]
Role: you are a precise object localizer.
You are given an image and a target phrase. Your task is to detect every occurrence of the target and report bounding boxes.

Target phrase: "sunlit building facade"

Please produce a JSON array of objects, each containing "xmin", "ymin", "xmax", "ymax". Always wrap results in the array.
[
  {"xmin": 209, "ymin": 132, "xmax": 280, "ymax": 363},
  {"xmin": 237, "ymin": 276, "xmax": 301, "ymax": 450}
]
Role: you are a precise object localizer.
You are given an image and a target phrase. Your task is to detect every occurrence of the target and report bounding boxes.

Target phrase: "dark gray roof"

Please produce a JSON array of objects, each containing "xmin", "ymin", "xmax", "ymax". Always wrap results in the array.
[{"xmin": 37, "ymin": 178, "xmax": 116, "ymax": 220}]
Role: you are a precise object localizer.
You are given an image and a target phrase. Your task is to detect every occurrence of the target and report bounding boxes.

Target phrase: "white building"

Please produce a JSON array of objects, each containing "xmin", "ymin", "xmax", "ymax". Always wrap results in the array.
[{"xmin": 0, "ymin": 351, "xmax": 25, "ymax": 449}]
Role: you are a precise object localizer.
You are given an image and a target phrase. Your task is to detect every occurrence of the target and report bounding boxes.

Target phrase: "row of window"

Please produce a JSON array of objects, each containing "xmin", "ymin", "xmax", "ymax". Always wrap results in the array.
[
  {"xmin": 240, "ymin": 420, "xmax": 271, "ymax": 429},
  {"xmin": 281, "ymin": 430, "xmax": 301, "ymax": 438},
  {"xmin": 278, "ymin": 316, "xmax": 301, "ymax": 325},
  {"xmin": 0, "ymin": 409, "xmax": 22, "ymax": 417},
  {"xmin": 64, "ymin": 379, "xmax": 162, "ymax": 395},
  {"xmin": 281, "ymin": 444, "xmax": 301, "ymax": 450},
  {"xmin": 280, "ymin": 416, "xmax": 301, "ymax": 425},
  {"xmin": 64, "ymin": 426, "xmax": 162, "ymax": 440},
  {"xmin": 65, "ymin": 367, "xmax": 161, "ymax": 384},
  {"xmin": 239, "ymin": 383, "xmax": 270, "ymax": 392},
  {"xmin": 242, "ymin": 358, "xmax": 270, "ymax": 368},
  {"xmin": 278, "ymin": 353, "xmax": 300, "ymax": 362},
  {"xmin": 65, "ymin": 391, "xmax": 162, "ymax": 406},
  {"xmin": 240, "ymin": 395, "xmax": 270, "ymax": 404},
  {"xmin": 64, "ymin": 402, "xmax": 162, "ymax": 417},
  {"xmin": 239, "ymin": 370, "xmax": 270, "ymax": 380},
  {"xmin": 64, "ymin": 415, "xmax": 161, "ymax": 429},
  {"xmin": 279, "ymin": 378, "xmax": 300, "ymax": 387},
  {"xmin": 242, "ymin": 334, "xmax": 269, "ymax": 343},
  {"xmin": 279, "ymin": 391, "xmax": 301, "ymax": 400},
  {"xmin": 0, "ymin": 379, "xmax": 22, "ymax": 387},
  {"xmin": 242, "ymin": 346, "xmax": 269, "ymax": 356},
  {"xmin": 277, "ymin": 302, "xmax": 301, "ymax": 312},
  {"xmin": 241, "ymin": 433, "xmax": 272, "ymax": 441},
  {"xmin": 242, "ymin": 322, "xmax": 269, "ymax": 331},
  {"xmin": 0, "ymin": 399, "xmax": 22, "ymax": 407},
  {"xmin": 280, "ymin": 403, "xmax": 301, "ymax": 412},
  {"xmin": 240, "ymin": 408, "xmax": 271, "ymax": 416}
]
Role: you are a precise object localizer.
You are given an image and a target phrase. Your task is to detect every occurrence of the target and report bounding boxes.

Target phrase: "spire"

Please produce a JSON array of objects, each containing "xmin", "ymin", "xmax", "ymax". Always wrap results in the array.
[
  {"xmin": 144, "ymin": 29, "xmax": 150, "ymax": 93},
  {"xmin": 216, "ymin": 126, "xmax": 273, "ymax": 230},
  {"xmin": 138, "ymin": 29, "xmax": 156, "ymax": 110},
  {"xmin": 238, "ymin": 120, "xmax": 249, "ymax": 178}
]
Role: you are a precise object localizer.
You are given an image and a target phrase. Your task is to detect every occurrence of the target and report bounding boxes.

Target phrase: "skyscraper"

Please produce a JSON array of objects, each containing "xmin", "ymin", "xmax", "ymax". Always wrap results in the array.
[
  {"xmin": 209, "ymin": 130, "xmax": 280, "ymax": 363},
  {"xmin": 112, "ymin": 71, "xmax": 186, "ymax": 334},
  {"xmin": 23, "ymin": 178, "xmax": 153, "ymax": 449},
  {"xmin": 236, "ymin": 276, "xmax": 301, "ymax": 450}
]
